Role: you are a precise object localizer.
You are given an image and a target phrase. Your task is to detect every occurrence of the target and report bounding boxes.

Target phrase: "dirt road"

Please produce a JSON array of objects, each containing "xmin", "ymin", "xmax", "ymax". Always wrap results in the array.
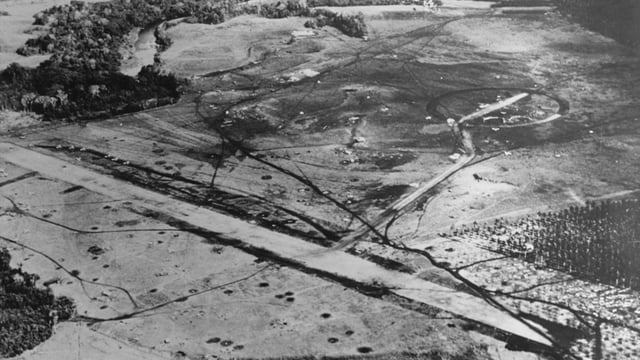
[
  {"xmin": 0, "ymin": 142, "xmax": 553, "ymax": 346},
  {"xmin": 333, "ymin": 92, "xmax": 543, "ymax": 250}
]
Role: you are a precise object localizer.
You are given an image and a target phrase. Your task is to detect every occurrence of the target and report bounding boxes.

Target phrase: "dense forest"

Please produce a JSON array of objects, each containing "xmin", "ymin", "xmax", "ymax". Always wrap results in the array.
[
  {"xmin": 0, "ymin": 0, "xmax": 368, "ymax": 120},
  {"xmin": 0, "ymin": 249, "xmax": 75, "ymax": 357}
]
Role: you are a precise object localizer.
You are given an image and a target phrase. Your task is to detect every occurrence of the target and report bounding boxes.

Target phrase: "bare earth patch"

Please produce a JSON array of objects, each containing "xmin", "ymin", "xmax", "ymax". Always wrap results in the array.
[
  {"xmin": 0, "ymin": 110, "xmax": 41, "ymax": 132},
  {"xmin": 2, "ymin": 1, "xmax": 640, "ymax": 359},
  {"xmin": 159, "ymin": 16, "xmax": 312, "ymax": 77}
]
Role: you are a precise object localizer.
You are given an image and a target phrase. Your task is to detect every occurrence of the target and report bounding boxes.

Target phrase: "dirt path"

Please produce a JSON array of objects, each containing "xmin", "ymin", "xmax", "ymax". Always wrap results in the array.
[
  {"xmin": 0, "ymin": 142, "xmax": 553, "ymax": 346},
  {"xmin": 333, "ymin": 153, "xmax": 475, "ymax": 250},
  {"xmin": 333, "ymin": 92, "xmax": 545, "ymax": 250}
]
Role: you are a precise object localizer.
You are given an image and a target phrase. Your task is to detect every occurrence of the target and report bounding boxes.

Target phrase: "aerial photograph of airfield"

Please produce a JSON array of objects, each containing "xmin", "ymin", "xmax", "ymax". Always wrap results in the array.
[{"xmin": 0, "ymin": 0, "xmax": 639, "ymax": 359}]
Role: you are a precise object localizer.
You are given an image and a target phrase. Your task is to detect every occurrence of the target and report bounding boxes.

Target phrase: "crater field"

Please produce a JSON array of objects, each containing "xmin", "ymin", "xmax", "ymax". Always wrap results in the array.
[{"xmin": 1, "ymin": 0, "xmax": 640, "ymax": 359}]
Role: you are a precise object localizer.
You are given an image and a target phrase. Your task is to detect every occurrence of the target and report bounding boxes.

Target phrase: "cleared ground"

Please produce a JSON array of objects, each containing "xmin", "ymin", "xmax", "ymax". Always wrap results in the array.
[
  {"xmin": 2, "ymin": 1, "xmax": 640, "ymax": 359},
  {"xmin": 0, "ymin": 156, "xmax": 529, "ymax": 359}
]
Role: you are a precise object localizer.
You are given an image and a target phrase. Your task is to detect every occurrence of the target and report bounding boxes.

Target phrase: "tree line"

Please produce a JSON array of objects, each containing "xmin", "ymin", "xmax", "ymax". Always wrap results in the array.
[
  {"xmin": 0, "ymin": 0, "xmax": 369, "ymax": 120},
  {"xmin": 0, "ymin": 248, "xmax": 75, "ymax": 357}
]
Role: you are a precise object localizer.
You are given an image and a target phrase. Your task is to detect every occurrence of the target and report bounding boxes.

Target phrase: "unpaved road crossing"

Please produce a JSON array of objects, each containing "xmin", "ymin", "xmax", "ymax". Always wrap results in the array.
[
  {"xmin": 0, "ymin": 142, "xmax": 552, "ymax": 346},
  {"xmin": 333, "ymin": 92, "xmax": 556, "ymax": 250}
]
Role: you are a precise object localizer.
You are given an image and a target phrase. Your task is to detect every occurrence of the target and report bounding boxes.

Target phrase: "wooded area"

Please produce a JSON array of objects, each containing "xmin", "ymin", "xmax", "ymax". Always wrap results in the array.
[
  {"xmin": 0, "ymin": 249, "xmax": 75, "ymax": 357},
  {"xmin": 0, "ymin": 0, "xmax": 368, "ymax": 120}
]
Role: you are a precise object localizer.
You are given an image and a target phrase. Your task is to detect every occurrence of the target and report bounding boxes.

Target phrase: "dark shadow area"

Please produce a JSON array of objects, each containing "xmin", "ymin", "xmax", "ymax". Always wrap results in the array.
[
  {"xmin": 0, "ymin": 248, "xmax": 75, "ymax": 357},
  {"xmin": 556, "ymin": 0, "xmax": 640, "ymax": 53}
]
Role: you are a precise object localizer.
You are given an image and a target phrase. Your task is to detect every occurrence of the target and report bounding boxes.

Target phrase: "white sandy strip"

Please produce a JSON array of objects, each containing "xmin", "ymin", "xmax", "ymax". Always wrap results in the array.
[
  {"xmin": 590, "ymin": 189, "xmax": 640, "ymax": 201},
  {"xmin": 440, "ymin": 0, "xmax": 495, "ymax": 9},
  {"xmin": 459, "ymin": 93, "xmax": 530, "ymax": 124},
  {"xmin": 497, "ymin": 6, "xmax": 555, "ymax": 14},
  {"xmin": 0, "ymin": 142, "xmax": 551, "ymax": 346},
  {"xmin": 502, "ymin": 113, "xmax": 562, "ymax": 128},
  {"xmin": 334, "ymin": 153, "xmax": 475, "ymax": 249},
  {"xmin": 336, "ymin": 94, "xmax": 537, "ymax": 246},
  {"xmin": 566, "ymin": 188, "xmax": 586, "ymax": 206}
]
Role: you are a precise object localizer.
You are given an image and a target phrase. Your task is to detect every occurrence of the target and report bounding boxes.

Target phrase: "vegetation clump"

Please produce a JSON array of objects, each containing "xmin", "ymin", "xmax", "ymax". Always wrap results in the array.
[
  {"xmin": 0, "ymin": 248, "xmax": 75, "ymax": 357},
  {"xmin": 0, "ymin": 0, "xmax": 369, "ymax": 120},
  {"xmin": 258, "ymin": 0, "xmax": 311, "ymax": 18},
  {"xmin": 305, "ymin": 9, "xmax": 368, "ymax": 38},
  {"xmin": 0, "ymin": 0, "xmax": 193, "ymax": 119},
  {"xmin": 258, "ymin": 0, "xmax": 368, "ymax": 38}
]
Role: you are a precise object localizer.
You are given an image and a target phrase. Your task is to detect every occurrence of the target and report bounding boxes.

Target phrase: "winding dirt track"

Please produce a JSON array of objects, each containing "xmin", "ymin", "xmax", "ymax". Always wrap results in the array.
[
  {"xmin": 0, "ymin": 142, "xmax": 554, "ymax": 346},
  {"xmin": 333, "ymin": 91, "xmax": 563, "ymax": 250},
  {"xmin": 0, "ymin": 12, "xmax": 575, "ymax": 354},
  {"xmin": 333, "ymin": 153, "xmax": 475, "ymax": 249}
]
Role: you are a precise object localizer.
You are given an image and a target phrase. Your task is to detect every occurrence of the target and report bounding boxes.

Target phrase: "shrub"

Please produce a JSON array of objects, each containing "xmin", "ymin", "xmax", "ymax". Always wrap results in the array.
[
  {"xmin": 0, "ymin": 248, "xmax": 75, "ymax": 358},
  {"xmin": 2, "ymin": 0, "xmax": 369, "ymax": 120}
]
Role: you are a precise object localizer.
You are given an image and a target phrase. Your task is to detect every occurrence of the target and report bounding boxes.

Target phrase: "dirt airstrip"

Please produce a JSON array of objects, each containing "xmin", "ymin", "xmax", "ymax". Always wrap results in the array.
[{"xmin": 1, "ymin": 0, "xmax": 640, "ymax": 359}]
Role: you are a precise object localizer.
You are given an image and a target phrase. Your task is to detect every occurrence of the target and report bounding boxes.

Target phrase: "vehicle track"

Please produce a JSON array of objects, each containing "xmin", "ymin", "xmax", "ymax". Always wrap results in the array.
[
  {"xmin": 331, "ymin": 89, "xmax": 570, "ymax": 249},
  {"xmin": 426, "ymin": 87, "xmax": 570, "ymax": 124}
]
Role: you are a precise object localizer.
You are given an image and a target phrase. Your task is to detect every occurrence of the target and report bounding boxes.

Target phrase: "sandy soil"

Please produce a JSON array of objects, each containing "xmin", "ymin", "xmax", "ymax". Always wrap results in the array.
[{"xmin": 119, "ymin": 25, "xmax": 158, "ymax": 77}]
